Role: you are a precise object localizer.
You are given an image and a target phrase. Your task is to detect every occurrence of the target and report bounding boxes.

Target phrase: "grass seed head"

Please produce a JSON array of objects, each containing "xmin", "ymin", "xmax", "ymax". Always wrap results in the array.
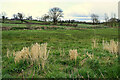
[
  {"xmin": 7, "ymin": 48, "xmax": 10, "ymax": 58},
  {"xmin": 69, "ymin": 49, "xmax": 78, "ymax": 60},
  {"xmin": 103, "ymin": 40, "xmax": 118, "ymax": 54},
  {"xmin": 92, "ymin": 38, "xmax": 98, "ymax": 49},
  {"xmin": 13, "ymin": 42, "xmax": 49, "ymax": 70}
]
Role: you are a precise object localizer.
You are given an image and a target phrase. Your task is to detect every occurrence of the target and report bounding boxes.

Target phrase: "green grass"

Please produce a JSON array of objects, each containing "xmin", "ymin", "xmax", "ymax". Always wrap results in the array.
[
  {"xmin": 1, "ymin": 19, "xmax": 42, "ymax": 24},
  {"xmin": 2, "ymin": 23, "xmax": 26, "ymax": 27},
  {"xmin": 2, "ymin": 23, "xmax": 51, "ymax": 27},
  {"xmin": 2, "ymin": 28, "xmax": 119, "ymax": 78},
  {"xmin": 78, "ymin": 24, "xmax": 98, "ymax": 27}
]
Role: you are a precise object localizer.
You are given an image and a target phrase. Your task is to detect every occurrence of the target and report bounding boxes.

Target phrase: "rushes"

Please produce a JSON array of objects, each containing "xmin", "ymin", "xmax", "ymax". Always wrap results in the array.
[
  {"xmin": 13, "ymin": 43, "xmax": 49, "ymax": 69},
  {"xmin": 103, "ymin": 40, "xmax": 118, "ymax": 54}
]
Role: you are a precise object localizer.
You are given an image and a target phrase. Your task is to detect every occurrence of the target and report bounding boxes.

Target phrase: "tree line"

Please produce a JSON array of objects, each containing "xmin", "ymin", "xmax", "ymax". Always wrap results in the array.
[
  {"xmin": 0, "ymin": 7, "xmax": 119, "ymax": 27},
  {"xmin": 1, "ymin": 7, "xmax": 63, "ymax": 25}
]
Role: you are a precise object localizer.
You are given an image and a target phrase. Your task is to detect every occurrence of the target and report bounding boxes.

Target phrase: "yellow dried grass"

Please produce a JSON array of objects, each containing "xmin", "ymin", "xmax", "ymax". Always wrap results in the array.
[
  {"xmin": 80, "ymin": 51, "xmax": 94, "ymax": 66},
  {"xmin": 69, "ymin": 49, "xmax": 78, "ymax": 60},
  {"xmin": 86, "ymin": 51, "xmax": 94, "ymax": 59},
  {"xmin": 7, "ymin": 48, "xmax": 10, "ymax": 58},
  {"xmin": 92, "ymin": 38, "xmax": 98, "ymax": 49},
  {"xmin": 103, "ymin": 40, "xmax": 118, "ymax": 54},
  {"xmin": 69, "ymin": 49, "xmax": 78, "ymax": 65},
  {"xmin": 58, "ymin": 47, "xmax": 65, "ymax": 57},
  {"xmin": 13, "ymin": 43, "xmax": 49, "ymax": 69},
  {"xmin": 14, "ymin": 47, "xmax": 30, "ymax": 63}
]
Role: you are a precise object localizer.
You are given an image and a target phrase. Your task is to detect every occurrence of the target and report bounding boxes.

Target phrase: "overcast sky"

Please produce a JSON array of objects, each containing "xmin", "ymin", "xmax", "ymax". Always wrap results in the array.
[{"xmin": 0, "ymin": 0, "xmax": 119, "ymax": 22}]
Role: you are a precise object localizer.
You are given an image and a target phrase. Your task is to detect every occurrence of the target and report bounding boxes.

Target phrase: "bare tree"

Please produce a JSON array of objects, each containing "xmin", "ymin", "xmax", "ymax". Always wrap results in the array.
[
  {"xmin": 91, "ymin": 14, "xmax": 99, "ymax": 25},
  {"xmin": 26, "ymin": 16, "xmax": 32, "ymax": 20},
  {"xmin": 13, "ymin": 14, "xmax": 18, "ymax": 20},
  {"xmin": 1, "ymin": 12, "xmax": 7, "ymax": 23},
  {"xmin": 113, "ymin": 13, "xmax": 116, "ymax": 19},
  {"xmin": 17, "ymin": 13, "xmax": 25, "ymax": 23},
  {"xmin": 104, "ymin": 13, "xmax": 109, "ymax": 26},
  {"xmin": 41, "ymin": 14, "xmax": 50, "ymax": 22},
  {"xmin": 109, "ymin": 13, "xmax": 117, "ymax": 27},
  {"xmin": 111, "ymin": 13, "xmax": 116, "ymax": 18},
  {"xmin": 36, "ymin": 17, "xmax": 41, "ymax": 21},
  {"xmin": 48, "ymin": 7, "xmax": 63, "ymax": 24}
]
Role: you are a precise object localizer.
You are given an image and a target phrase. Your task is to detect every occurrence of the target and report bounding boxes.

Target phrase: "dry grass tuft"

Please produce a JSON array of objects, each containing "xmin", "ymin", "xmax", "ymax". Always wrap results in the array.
[
  {"xmin": 13, "ymin": 43, "xmax": 49, "ymax": 69},
  {"xmin": 92, "ymin": 38, "xmax": 98, "ymax": 49},
  {"xmin": 69, "ymin": 49, "xmax": 78, "ymax": 60},
  {"xmin": 58, "ymin": 47, "xmax": 65, "ymax": 57},
  {"xmin": 69, "ymin": 49, "xmax": 78, "ymax": 65},
  {"xmin": 7, "ymin": 48, "xmax": 10, "ymax": 58},
  {"xmin": 103, "ymin": 40, "xmax": 118, "ymax": 54},
  {"xmin": 14, "ymin": 47, "xmax": 30, "ymax": 63},
  {"xmin": 86, "ymin": 51, "xmax": 94, "ymax": 59},
  {"xmin": 30, "ymin": 43, "xmax": 41, "ymax": 62},
  {"xmin": 80, "ymin": 51, "xmax": 94, "ymax": 66},
  {"xmin": 13, "ymin": 50, "xmax": 16, "ymax": 57}
]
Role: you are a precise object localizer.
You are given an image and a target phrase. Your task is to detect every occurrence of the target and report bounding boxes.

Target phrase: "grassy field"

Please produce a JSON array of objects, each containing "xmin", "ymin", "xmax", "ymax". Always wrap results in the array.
[
  {"xmin": 2, "ymin": 23, "xmax": 50, "ymax": 27},
  {"xmin": 2, "ymin": 27, "xmax": 119, "ymax": 78}
]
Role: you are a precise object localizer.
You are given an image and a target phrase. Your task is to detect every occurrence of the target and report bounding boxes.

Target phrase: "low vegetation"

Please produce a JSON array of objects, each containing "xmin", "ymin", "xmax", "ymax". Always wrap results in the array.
[
  {"xmin": 1, "ymin": 5, "xmax": 119, "ymax": 79},
  {"xmin": 69, "ymin": 49, "xmax": 78, "ymax": 65},
  {"xmin": 103, "ymin": 40, "xmax": 118, "ymax": 54},
  {"xmin": 7, "ymin": 43, "xmax": 50, "ymax": 70},
  {"xmin": 2, "ymin": 28, "xmax": 119, "ymax": 78}
]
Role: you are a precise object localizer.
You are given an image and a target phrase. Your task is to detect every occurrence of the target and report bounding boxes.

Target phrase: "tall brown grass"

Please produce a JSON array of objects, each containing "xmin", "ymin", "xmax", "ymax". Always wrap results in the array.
[
  {"xmin": 92, "ymin": 38, "xmax": 98, "ymax": 49},
  {"xmin": 86, "ymin": 51, "xmax": 94, "ymax": 59},
  {"xmin": 80, "ymin": 51, "xmax": 94, "ymax": 66},
  {"xmin": 103, "ymin": 40, "xmax": 118, "ymax": 54},
  {"xmin": 58, "ymin": 47, "xmax": 65, "ymax": 57},
  {"xmin": 7, "ymin": 48, "xmax": 10, "ymax": 58},
  {"xmin": 69, "ymin": 49, "xmax": 78, "ymax": 65},
  {"xmin": 13, "ymin": 43, "xmax": 49, "ymax": 69},
  {"xmin": 14, "ymin": 47, "xmax": 30, "ymax": 63}
]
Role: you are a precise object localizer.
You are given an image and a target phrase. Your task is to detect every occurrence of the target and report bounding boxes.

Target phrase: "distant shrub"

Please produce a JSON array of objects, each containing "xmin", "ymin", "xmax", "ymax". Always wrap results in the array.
[
  {"xmin": 40, "ymin": 26, "xmax": 45, "ymax": 30},
  {"xmin": 37, "ymin": 26, "xmax": 64, "ymax": 30},
  {"xmin": 34, "ymin": 27, "xmax": 41, "ymax": 30},
  {"xmin": 47, "ymin": 27, "xmax": 57, "ymax": 30},
  {"xmin": 10, "ymin": 27, "xmax": 29, "ymax": 30},
  {"xmin": 31, "ymin": 22, "xmax": 50, "ymax": 25},
  {"xmin": 2, "ymin": 27, "xmax": 11, "ymax": 30},
  {"xmin": 59, "ymin": 23, "xmax": 78, "ymax": 27}
]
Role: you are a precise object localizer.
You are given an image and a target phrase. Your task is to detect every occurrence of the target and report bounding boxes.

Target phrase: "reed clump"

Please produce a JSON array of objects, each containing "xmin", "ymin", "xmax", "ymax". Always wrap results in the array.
[
  {"xmin": 11, "ymin": 43, "xmax": 49, "ymax": 69},
  {"xmin": 103, "ymin": 40, "xmax": 118, "ymax": 54}
]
